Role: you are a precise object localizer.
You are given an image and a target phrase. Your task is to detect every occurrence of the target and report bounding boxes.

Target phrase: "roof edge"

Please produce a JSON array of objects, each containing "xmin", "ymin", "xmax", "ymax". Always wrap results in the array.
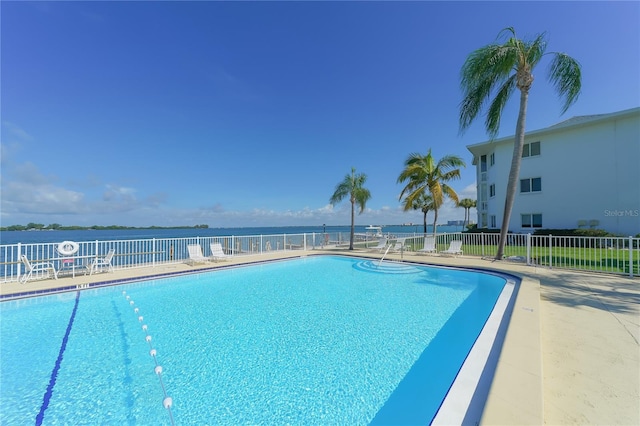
[{"xmin": 466, "ymin": 106, "xmax": 640, "ymax": 153}]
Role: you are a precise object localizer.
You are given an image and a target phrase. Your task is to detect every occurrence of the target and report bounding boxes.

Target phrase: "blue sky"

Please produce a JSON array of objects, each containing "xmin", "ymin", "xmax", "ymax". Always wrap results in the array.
[{"xmin": 2, "ymin": 1, "xmax": 638, "ymax": 228}]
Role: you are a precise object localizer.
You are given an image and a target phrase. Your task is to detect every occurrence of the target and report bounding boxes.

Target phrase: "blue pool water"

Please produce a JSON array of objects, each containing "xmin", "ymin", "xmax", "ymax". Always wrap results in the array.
[{"xmin": 0, "ymin": 256, "xmax": 509, "ymax": 425}]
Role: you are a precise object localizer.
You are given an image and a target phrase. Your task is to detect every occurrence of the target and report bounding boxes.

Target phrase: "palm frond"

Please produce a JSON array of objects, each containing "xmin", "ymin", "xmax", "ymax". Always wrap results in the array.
[
  {"xmin": 525, "ymin": 33, "xmax": 547, "ymax": 67},
  {"xmin": 548, "ymin": 53, "xmax": 582, "ymax": 113},
  {"xmin": 442, "ymin": 184, "xmax": 460, "ymax": 205},
  {"xmin": 437, "ymin": 155, "xmax": 466, "ymax": 170},
  {"xmin": 485, "ymin": 75, "xmax": 516, "ymax": 136},
  {"xmin": 440, "ymin": 169, "xmax": 462, "ymax": 182},
  {"xmin": 459, "ymin": 43, "xmax": 519, "ymax": 133}
]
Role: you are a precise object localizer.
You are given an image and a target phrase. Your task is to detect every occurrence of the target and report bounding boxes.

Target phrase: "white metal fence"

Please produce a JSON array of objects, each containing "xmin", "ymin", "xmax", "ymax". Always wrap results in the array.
[
  {"xmin": 1, "ymin": 232, "xmax": 638, "ymax": 283},
  {"xmin": 399, "ymin": 232, "xmax": 638, "ymax": 277}
]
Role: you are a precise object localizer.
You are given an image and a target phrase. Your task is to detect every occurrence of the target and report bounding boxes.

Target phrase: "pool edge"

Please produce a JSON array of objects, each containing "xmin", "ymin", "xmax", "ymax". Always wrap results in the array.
[
  {"xmin": 478, "ymin": 274, "xmax": 543, "ymax": 425},
  {"xmin": 0, "ymin": 251, "xmax": 544, "ymax": 425}
]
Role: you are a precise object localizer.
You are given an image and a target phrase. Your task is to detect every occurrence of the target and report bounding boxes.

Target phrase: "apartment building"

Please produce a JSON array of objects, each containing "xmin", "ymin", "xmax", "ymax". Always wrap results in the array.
[{"xmin": 466, "ymin": 107, "xmax": 639, "ymax": 236}]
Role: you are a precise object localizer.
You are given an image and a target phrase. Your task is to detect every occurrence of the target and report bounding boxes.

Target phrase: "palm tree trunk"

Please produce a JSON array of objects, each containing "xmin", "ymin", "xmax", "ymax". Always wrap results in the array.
[
  {"xmin": 432, "ymin": 209, "xmax": 439, "ymax": 240},
  {"xmin": 423, "ymin": 211, "xmax": 428, "ymax": 235},
  {"xmin": 496, "ymin": 89, "xmax": 529, "ymax": 259},
  {"xmin": 349, "ymin": 200, "xmax": 355, "ymax": 250},
  {"xmin": 463, "ymin": 207, "xmax": 468, "ymax": 229}
]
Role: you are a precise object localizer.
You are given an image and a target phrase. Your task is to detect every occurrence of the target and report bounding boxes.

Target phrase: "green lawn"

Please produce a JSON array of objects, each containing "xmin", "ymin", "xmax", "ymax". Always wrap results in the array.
[{"xmin": 399, "ymin": 239, "xmax": 640, "ymax": 275}]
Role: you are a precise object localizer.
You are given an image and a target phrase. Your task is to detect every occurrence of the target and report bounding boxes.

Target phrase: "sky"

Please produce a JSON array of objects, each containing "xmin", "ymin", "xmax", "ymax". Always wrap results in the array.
[{"xmin": 2, "ymin": 1, "xmax": 639, "ymax": 228}]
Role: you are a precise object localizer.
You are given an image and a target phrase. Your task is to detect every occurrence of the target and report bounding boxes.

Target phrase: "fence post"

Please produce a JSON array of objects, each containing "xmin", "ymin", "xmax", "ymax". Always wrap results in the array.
[
  {"xmin": 630, "ymin": 236, "xmax": 634, "ymax": 278},
  {"xmin": 152, "ymin": 238, "xmax": 156, "ymax": 267},
  {"xmin": 548, "ymin": 234, "xmax": 553, "ymax": 268},
  {"xmin": 303, "ymin": 233, "xmax": 307, "ymax": 251},
  {"xmin": 481, "ymin": 233, "xmax": 485, "ymax": 257},
  {"xmin": 526, "ymin": 234, "xmax": 531, "ymax": 265},
  {"xmin": 16, "ymin": 243, "xmax": 22, "ymax": 282}
]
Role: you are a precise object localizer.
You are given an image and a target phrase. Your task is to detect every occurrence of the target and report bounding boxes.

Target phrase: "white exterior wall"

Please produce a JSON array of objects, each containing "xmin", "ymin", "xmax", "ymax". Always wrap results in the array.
[{"xmin": 469, "ymin": 108, "xmax": 640, "ymax": 236}]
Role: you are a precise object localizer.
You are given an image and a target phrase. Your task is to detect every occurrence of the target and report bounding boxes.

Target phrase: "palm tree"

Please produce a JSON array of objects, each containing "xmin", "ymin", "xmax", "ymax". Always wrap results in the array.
[
  {"xmin": 329, "ymin": 167, "xmax": 372, "ymax": 250},
  {"xmin": 402, "ymin": 191, "xmax": 435, "ymax": 235},
  {"xmin": 459, "ymin": 27, "xmax": 581, "ymax": 259},
  {"xmin": 457, "ymin": 198, "xmax": 477, "ymax": 229},
  {"xmin": 397, "ymin": 149, "xmax": 465, "ymax": 238}
]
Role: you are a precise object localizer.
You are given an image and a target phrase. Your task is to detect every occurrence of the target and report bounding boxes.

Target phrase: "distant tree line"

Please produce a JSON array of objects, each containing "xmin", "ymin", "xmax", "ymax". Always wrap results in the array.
[{"xmin": 1, "ymin": 223, "xmax": 209, "ymax": 231}]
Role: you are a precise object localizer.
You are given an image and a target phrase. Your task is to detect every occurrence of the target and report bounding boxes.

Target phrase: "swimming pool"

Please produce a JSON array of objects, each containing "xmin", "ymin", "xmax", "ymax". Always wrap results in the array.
[{"xmin": 0, "ymin": 255, "xmax": 515, "ymax": 425}]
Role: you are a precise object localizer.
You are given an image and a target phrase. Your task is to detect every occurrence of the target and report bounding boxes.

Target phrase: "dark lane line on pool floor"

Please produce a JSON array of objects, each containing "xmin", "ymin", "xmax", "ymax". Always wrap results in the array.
[{"xmin": 35, "ymin": 290, "xmax": 81, "ymax": 426}]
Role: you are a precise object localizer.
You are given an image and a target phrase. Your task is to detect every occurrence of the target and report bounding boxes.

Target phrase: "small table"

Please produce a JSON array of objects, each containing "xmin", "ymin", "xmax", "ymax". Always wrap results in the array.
[{"xmin": 56, "ymin": 255, "xmax": 96, "ymax": 278}]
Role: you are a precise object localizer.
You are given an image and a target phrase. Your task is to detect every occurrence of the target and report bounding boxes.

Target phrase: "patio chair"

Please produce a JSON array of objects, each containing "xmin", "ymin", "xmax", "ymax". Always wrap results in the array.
[
  {"xmin": 210, "ymin": 242, "xmax": 232, "ymax": 261},
  {"xmin": 441, "ymin": 240, "xmax": 463, "ymax": 257},
  {"xmin": 20, "ymin": 255, "xmax": 58, "ymax": 283},
  {"xmin": 369, "ymin": 237, "xmax": 388, "ymax": 252},
  {"xmin": 187, "ymin": 244, "xmax": 209, "ymax": 265},
  {"xmin": 390, "ymin": 238, "xmax": 406, "ymax": 252},
  {"xmin": 89, "ymin": 249, "xmax": 115, "ymax": 275},
  {"xmin": 417, "ymin": 236, "xmax": 437, "ymax": 254}
]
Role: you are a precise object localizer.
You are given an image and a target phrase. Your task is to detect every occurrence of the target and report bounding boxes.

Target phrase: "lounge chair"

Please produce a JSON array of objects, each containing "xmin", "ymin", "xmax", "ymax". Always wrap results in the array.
[
  {"xmin": 187, "ymin": 244, "xmax": 209, "ymax": 265},
  {"xmin": 210, "ymin": 242, "xmax": 232, "ymax": 261},
  {"xmin": 417, "ymin": 236, "xmax": 437, "ymax": 254},
  {"xmin": 89, "ymin": 249, "xmax": 115, "ymax": 275},
  {"xmin": 390, "ymin": 238, "xmax": 406, "ymax": 252},
  {"xmin": 441, "ymin": 240, "xmax": 463, "ymax": 257},
  {"xmin": 20, "ymin": 255, "xmax": 58, "ymax": 283},
  {"xmin": 369, "ymin": 237, "xmax": 388, "ymax": 252}
]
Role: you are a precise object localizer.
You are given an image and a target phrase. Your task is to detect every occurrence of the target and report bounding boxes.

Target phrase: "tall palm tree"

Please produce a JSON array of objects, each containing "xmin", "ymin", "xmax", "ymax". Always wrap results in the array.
[
  {"xmin": 402, "ymin": 191, "xmax": 435, "ymax": 235},
  {"xmin": 329, "ymin": 167, "xmax": 372, "ymax": 250},
  {"xmin": 397, "ymin": 149, "xmax": 465, "ymax": 238},
  {"xmin": 459, "ymin": 27, "xmax": 581, "ymax": 259},
  {"xmin": 457, "ymin": 198, "xmax": 477, "ymax": 229}
]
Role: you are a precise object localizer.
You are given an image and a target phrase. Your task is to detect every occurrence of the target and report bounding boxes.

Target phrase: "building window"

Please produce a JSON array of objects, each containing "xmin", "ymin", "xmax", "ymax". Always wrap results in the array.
[
  {"xmin": 522, "ymin": 141, "xmax": 541, "ymax": 158},
  {"xmin": 520, "ymin": 177, "xmax": 542, "ymax": 193},
  {"xmin": 490, "ymin": 215, "xmax": 496, "ymax": 228},
  {"xmin": 521, "ymin": 213, "xmax": 543, "ymax": 228},
  {"xmin": 490, "ymin": 152, "xmax": 495, "ymax": 166},
  {"xmin": 489, "ymin": 183, "xmax": 495, "ymax": 197},
  {"xmin": 480, "ymin": 155, "xmax": 487, "ymax": 172}
]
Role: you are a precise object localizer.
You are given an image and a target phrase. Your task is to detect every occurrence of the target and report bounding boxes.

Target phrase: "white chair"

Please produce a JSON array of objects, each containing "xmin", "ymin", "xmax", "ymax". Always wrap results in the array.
[
  {"xmin": 390, "ymin": 238, "xmax": 406, "ymax": 252},
  {"xmin": 369, "ymin": 237, "xmax": 388, "ymax": 252},
  {"xmin": 89, "ymin": 249, "xmax": 115, "ymax": 275},
  {"xmin": 20, "ymin": 255, "xmax": 58, "ymax": 283},
  {"xmin": 187, "ymin": 244, "xmax": 209, "ymax": 265},
  {"xmin": 441, "ymin": 240, "xmax": 463, "ymax": 257},
  {"xmin": 417, "ymin": 236, "xmax": 437, "ymax": 254},
  {"xmin": 210, "ymin": 242, "xmax": 232, "ymax": 261}
]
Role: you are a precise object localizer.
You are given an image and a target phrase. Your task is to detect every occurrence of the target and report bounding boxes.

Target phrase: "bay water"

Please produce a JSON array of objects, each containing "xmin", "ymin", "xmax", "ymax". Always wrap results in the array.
[{"xmin": 1, "ymin": 225, "xmax": 462, "ymax": 246}]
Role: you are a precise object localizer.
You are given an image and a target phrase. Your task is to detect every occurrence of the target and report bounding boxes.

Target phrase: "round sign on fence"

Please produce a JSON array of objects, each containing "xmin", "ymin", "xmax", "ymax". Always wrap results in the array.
[{"xmin": 57, "ymin": 241, "xmax": 79, "ymax": 256}]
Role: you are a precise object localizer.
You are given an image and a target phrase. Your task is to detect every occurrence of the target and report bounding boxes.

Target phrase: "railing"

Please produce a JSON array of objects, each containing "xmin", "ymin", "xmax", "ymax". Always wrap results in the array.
[
  {"xmin": 400, "ymin": 232, "xmax": 638, "ymax": 277},
  {"xmin": 0, "ymin": 232, "xmax": 357, "ymax": 283},
  {"xmin": 1, "ymin": 232, "xmax": 638, "ymax": 283}
]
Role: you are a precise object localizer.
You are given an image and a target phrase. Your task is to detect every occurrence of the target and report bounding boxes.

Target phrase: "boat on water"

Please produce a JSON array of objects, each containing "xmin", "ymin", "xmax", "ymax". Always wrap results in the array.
[{"xmin": 362, "ymin": 225, "xmax": 384, "ymax": 240}]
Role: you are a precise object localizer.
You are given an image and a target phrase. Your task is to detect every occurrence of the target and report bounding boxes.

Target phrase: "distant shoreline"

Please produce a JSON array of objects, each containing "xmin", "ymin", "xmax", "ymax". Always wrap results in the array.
[{"xmin": 0, "ymin": 225, "xmax": 209, "ymax": 232}]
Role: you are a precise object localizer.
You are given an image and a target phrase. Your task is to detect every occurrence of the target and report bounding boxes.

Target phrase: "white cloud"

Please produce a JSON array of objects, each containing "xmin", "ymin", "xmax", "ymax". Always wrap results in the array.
[
  {"xmin": 1, "ymin": 154, "xmax": 479, "ymax": 229},
  {"xmin": 2, "ymin": 121, "xmax": 33, "ymax": 142},
  {"xmin": 1, "ymin": 180, "xmax": 85, "ymax": 215},
  {"xmin": 459, "ymin": 183, "xmax": 478, "ymax": 200}
]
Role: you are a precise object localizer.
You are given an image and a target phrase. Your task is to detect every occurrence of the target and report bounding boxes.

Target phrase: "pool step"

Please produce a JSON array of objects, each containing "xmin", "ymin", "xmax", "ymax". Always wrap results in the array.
[{"xmin": 353, "ymin": 260, "xmax": 422, "ymax": 274}]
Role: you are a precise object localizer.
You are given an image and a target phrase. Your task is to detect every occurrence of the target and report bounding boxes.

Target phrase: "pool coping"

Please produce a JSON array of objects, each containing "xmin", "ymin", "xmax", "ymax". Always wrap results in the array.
[
  {"xmin": 328, "ymin": 252, "xmax": 544, "ymax": 425},
  {"xmin": 0, "ymin": 250, "xmax": 544, "ymax": 424}
]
